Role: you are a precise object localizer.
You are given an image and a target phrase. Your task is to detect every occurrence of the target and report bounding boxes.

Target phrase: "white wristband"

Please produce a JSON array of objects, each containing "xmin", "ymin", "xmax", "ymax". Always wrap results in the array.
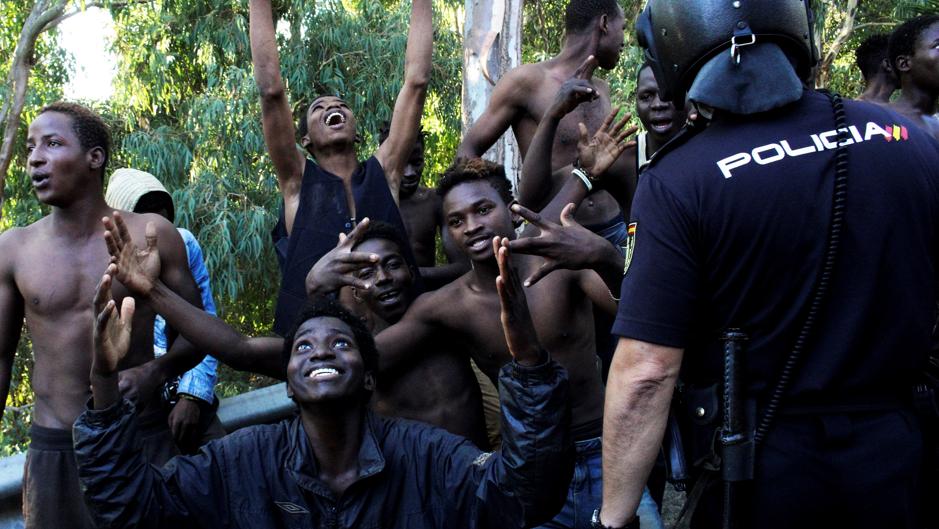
[{"xmin": 573, "ymin": 167, "xmax": 592, "ymax": 191}]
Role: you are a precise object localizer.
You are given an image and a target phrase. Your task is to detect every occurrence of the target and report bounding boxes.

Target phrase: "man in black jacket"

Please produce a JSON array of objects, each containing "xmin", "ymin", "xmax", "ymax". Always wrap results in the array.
[{"xmin": 74, "ymin": 238, "xmax": 573, "ymax": 528}]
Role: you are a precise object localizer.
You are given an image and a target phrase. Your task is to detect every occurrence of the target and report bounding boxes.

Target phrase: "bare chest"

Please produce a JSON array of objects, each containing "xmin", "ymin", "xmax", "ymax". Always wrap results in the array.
[
  {"xmin": 14, "ymin": 238, "xmax": 114, "ymax": 317},
  {"xmin": 453, "ymin": 274, "xmax": 582, "ymax": 364},
  {"xmin": 399, "ymin": 192, "xmax": 439, "ymax": 239},
  {"xmin": 523, "ymin": 81, "xmax": 612, "ymax": 166}
]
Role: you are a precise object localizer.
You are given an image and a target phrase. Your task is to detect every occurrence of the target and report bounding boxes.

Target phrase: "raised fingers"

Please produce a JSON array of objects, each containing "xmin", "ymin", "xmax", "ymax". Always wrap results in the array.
[
  {"xmin": 510, "ymin": 203, "xmax": 548, "ymax": 228},
  {"xmin": 342, "ymin": 217, "xmax": 372, "ymax": 247},
  {"xmin": 119, "ymin": 296, "xmax": 136, "ymax": 325},
  {"xmin": 95, "ymin": 299, "xmax": 116, "ymax": 338},
  {"xmin": 505, "ymin": 235, "xmax": 549, "ymax": 256},
  {"xmin": 102, "ymin": 216, "xmax": 124, "ymax": 255},
  {"xmin": 103, "ymin": 230, "xmax": 121, "ymax": 259},
  {"xmin": 332, "ymin": 251, "xmax": 380, "ymax": 273},
  {"xmin": 610, "ymin": 111, "xmax": 632, "ymax": 135},
  {"xmin": 579, "ymin": 122, "xmax": 590, "ymax": 147},
  {"xmin": 600, "ymin": 106, "xmax": 620, "ymax": 133},
  {"xmin": 616, "ymin": 125, "xmax": 639, "ymax": 145},
  {"xmin": 94, "ymin": 274, "xmax": 113, "ymax": 314},
  {"xmin": 524, "ymin": 261, "xmax": 558, "ymax": 287},
  {"xmin": 114, "ymin": 212, "xmax": 134, "ymax": 250}
]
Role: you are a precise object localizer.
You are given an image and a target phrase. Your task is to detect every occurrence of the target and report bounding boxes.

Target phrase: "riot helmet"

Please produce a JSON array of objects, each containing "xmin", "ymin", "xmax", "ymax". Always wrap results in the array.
[{"xmin": 636, "ymin": 0, "xmax": 819, "ymax": 105}]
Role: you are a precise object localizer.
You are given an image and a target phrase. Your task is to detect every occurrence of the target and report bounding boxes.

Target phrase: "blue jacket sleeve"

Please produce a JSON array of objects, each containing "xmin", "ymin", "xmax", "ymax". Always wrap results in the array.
[
  {"xmin": 432, "ymin": 359, "xmax": 573, "ymax": 528},
  {"xmin": 73, "ymin": 399, "xmax": 232, "ymax": 528},
  {"xmin": 176, "ymin": 228, "xmax": 218, "ymax": 402}
]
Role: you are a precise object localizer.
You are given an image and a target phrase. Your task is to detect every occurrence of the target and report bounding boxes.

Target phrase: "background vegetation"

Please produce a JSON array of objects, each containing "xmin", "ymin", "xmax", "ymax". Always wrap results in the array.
[{"xmin": 2, "ymin": 0, "xmax": 937, "ymax": 454}]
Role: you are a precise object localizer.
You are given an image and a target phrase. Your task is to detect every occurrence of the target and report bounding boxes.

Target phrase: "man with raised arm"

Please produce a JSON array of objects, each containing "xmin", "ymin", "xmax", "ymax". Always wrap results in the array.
[
  {"xmin": 457, "ymin": 0, "xmax": 637, "ymax": 242},
  {"xmin": 249, "ymin": 0, "xmax": 432, "ymax": 335},
  {"xmin": 74, "ymin": 240, "xmax": 572, "ymax": 529},
  {"xmin": 374, "ymin": 158, "xmax": 664, "ymax": 529},
  {"xmin": 0, "ymin": 103, "xmax": 204, "ymax": 529}
]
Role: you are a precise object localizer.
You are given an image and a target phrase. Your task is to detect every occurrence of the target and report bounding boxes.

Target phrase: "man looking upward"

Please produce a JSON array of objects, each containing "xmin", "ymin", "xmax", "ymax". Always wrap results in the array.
[{"xmin": 249, "ymin": 0, "xmax": 432, "ymax": 335}]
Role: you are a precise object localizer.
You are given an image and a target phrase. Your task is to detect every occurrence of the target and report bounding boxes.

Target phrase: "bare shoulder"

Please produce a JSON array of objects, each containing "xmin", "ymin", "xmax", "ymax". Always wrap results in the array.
[
  {"xmin": 0, "ymin": 227, "xmax": 25, "ymax": 270},
  {"xmin": 0, "ymin": 219, "xmax": 48, "ymax": 268},
  {"xmin": 494, "ymin": 63, "xmax": 546, "ymax": 98},
  {"xmin": 119, "ymin": 211, "xmax": 180, "ymax": 246},
  {"xmin": 408, "ymin": 275, "xmax": 470, "ymax": 322}
]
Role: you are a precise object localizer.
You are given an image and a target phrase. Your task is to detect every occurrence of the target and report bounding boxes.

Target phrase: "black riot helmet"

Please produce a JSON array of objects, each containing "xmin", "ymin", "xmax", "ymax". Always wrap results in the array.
[{"xmin": 636, "ymin": 0, "xmax": 819, "ymax": 103}]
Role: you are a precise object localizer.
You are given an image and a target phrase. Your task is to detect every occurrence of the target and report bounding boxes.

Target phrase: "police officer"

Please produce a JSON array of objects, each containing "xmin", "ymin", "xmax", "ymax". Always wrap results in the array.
[{"xmin": 595, "ymin": 1, "xmax": 939, "ymax": 528}]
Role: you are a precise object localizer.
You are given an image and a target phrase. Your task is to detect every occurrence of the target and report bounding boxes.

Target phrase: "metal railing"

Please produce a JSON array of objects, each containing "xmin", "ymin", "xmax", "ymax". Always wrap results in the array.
[{"xmin": 0, "ymin": 383, "xmax": 294, "ymax": 528}]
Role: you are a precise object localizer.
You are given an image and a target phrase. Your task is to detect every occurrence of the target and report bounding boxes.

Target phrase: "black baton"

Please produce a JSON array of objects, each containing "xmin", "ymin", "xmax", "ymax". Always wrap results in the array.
[{"xmin": 720, "ymin": 329, "xmax": 753, "ymax": 529}]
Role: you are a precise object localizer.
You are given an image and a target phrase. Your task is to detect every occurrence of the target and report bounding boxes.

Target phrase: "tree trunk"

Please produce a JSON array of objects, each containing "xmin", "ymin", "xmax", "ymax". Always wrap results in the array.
[
  {"xmin": 815, "ymin": 0, "xmax": 860, "ymax": 88},
  {"xmin": 0, "ymin": 0, "xmax": 70, "ymax": 219},
  {"xmin": 461, "ymin": 0, "xmax": 522, "ymax": 191}
]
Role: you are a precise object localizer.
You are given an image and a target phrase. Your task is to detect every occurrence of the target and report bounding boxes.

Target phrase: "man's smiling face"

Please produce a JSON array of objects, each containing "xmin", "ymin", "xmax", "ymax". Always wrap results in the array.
[{"xmin": 286, "ymin": 316, "xmax": 371, "ymax": 404}]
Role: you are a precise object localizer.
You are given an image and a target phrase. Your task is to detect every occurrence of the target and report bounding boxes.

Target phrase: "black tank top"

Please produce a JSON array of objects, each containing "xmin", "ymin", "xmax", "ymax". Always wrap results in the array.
[{"xmin": 272, "ymin": 156, "xmax": 417, "ymax": 336}]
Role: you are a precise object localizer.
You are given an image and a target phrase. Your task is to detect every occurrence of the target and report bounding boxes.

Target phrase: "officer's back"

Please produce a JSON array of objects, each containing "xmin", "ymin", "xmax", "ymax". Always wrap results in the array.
[
  {"xmin": 607, "ymin": 1, "xmax": 939, "ymax": 527},
  {"xmin": 631, "ymin": 90, "xmax": 939, "ymax": 402}
]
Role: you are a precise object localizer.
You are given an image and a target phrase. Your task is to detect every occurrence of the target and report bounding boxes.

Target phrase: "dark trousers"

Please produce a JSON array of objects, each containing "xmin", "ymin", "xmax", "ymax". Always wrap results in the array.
[
  {"xmin": 691, "ymin": 410, "xmax": 925, "ymax": 529},
  {"xmin": 23, "ymin": 411, "xmax": 177, "ymax": 529}
]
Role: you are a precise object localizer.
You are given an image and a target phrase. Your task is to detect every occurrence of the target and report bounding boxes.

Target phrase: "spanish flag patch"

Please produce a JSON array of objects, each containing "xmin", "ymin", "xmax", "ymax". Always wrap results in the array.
[{"xmin": 624, "ymin": 222, "xmax": 637, "ymax": 274}]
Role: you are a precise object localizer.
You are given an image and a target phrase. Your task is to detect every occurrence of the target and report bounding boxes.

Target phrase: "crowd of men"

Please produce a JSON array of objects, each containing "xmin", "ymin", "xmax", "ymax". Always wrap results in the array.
[{"xmin": 1, "ymin": 0, "xmax": 938, "ymax": 528}]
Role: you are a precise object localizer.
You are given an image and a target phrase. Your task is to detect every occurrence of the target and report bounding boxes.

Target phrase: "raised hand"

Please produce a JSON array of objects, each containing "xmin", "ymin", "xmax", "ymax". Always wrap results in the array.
[
  {"xmin": 92, "ymin": 274, "xmax": 135, "ymax": 377},
  {"xmin": 548, "ymin": 55, "xmax": 600, "ymax": 120},
  {"xmin": 494, "ymin": 237, "xmax": 545, "ymax": 366},
  {"xmin": 577, "ymin": 107, "xmax": 637, "ymax": 177},
  {"xmin": 508, "ymin": 203, "xmax": 614, "ymax": 287},
  {"xmin": 103, "ymin": 212, "xmax": 160, "ymax": 297},
  {"xmin": 305, "ymin": 218, "xmax": 380, "ymax": 298}
]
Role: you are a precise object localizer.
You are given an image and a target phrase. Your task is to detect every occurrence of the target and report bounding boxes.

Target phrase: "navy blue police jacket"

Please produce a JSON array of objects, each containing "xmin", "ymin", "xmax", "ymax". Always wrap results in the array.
[
  {"xmin": 73, "ymin": 360, "xmax": 572, "ymax": 529},
  {"xmin": 615, "ymin": 89, "xmax": 939, "ymax": 404}
]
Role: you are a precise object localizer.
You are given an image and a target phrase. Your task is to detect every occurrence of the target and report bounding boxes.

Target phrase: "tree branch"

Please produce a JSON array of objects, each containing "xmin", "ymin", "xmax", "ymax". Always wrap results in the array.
[
  {"xmin": 0, "ymin": 0, "xmax": 148, "ymax": 218},
  {"xmin": 817, "ymin": 0, "xmax": 859, "ymax": 87}
]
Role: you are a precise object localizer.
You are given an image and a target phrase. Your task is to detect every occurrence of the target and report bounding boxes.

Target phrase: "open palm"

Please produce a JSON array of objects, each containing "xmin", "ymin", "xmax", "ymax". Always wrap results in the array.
[
  {"xmin": 577, "ymin": 108, "xmax": 637, "ymax": 177},
  {"xmin": 92, "ymin": 274, "xmax": 135, "ymax": 376}
]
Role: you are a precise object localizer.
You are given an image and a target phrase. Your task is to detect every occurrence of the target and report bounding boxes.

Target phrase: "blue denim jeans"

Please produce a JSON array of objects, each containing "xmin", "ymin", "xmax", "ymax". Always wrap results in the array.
[
  {"xmin": 585, "ymin": 214, "xmax": 629, "ymax": 255},
  {"xmin": 535, "ymin": 437, "xmax": 665, "ymax": 529}
]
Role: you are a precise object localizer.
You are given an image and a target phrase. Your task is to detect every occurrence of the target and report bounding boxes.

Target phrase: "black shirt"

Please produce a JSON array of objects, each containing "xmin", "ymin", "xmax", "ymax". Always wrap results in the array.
[
  {"xmin": 272, "ymin": 156, "xmax": 417, "ymax": 336},
  {"xmin": 614, "ymin": 90, "xmax": 939, "ymax": 402}
]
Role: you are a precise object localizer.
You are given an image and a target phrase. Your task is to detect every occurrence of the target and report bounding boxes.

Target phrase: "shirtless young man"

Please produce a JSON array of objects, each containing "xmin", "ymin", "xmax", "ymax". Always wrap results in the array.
[
  {"xmin": 520, "ymin": 61, "xmax": 683, "ymax": 215},
  {"xmin": 855, "ymin": 34, "xmax": 898, "ymax": 105},
  {"xmin": 0, "ymin": 103, "xmax": 203, "ymax": 529},
  {"xmin": 377, "ymin": 123, "xmax": 468, "ymax": 288},
  {"xmin": 375, "ymin": 159, "xmax": 664, "ymax": 529},
  {"xmin": 889, "ymin": 15, "xmax": 939, "ymax": 139},
  {"xmin": 249, "ymin": 0, "xmax": 433, "ymax": 335},
  {"xmin": 102, "ymin": 216, "xmax": 487, "ymax": 446},
  {"xmin": 457, "ymin": 0, "xmax": 636, "ymax": 240}
]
